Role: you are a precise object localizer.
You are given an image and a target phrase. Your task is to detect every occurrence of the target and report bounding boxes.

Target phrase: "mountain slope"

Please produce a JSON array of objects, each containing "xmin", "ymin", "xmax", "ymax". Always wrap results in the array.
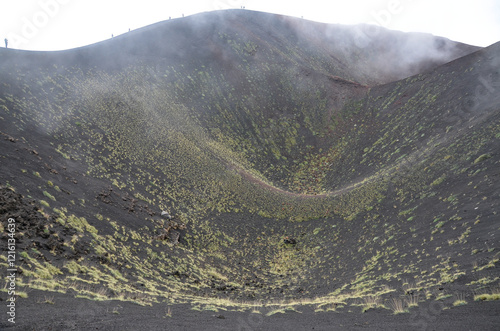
[{"xmin": 0, "ymin": 9, "xmax": 498, "ymax": 329}]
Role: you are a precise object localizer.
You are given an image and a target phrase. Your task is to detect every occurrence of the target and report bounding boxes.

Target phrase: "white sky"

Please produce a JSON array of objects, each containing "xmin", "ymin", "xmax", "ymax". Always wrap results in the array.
[{"xmin": 0, "ymin": 0, "xmax": 499, "ymax": 51}]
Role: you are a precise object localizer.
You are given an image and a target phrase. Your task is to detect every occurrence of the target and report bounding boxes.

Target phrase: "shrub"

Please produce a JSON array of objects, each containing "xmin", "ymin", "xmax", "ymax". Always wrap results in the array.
[
  {"xmin": 473, "ymin": 153, "xmax": 491, "ymax": 164},
  {"xmin": 43, "ymin": 191, "xmax": 56, "ymax": 201}
]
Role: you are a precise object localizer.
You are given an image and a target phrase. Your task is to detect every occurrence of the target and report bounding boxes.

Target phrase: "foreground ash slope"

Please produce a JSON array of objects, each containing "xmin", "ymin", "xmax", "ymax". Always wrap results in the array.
[{"xmin": 0, "ymin": 8, "xmax": 498, "ymax": 321}]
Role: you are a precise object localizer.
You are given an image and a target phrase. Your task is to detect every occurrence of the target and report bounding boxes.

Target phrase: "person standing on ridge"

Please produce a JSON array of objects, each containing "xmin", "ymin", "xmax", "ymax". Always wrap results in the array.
[{"xmin": 4, "ymin": 38, "xmax": 8, "ymax": 48}]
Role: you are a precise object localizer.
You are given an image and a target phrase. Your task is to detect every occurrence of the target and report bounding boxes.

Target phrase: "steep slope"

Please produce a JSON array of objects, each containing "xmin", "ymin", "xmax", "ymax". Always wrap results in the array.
[
  {"xmin": 0, "ymin": 9, "xmax": 498, "ymax": 327},
  {"xmin": 0, "ymin": 10, "xmax": 480, "ymax": 196}
]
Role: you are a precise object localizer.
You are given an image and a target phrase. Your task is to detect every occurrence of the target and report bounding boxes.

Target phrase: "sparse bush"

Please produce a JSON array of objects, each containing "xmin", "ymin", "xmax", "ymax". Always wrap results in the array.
[
  {"xmin": 388, "ymin": 298, "xmax": 408, "ymax": 314},
  {"xmin": 361, "ymin": 296, "xmax": 384, "ymax": 312},
  {"xmin": 43, "ymin": 191, "xmax": 56, "ymax": 201},
  {"xmin": 474, "ymin": 288, "xmax": 500, "ymax": 301},
  {"xmin": 453, "ymin": 293, "xmax": 467, "ymax": 306},
  {"xmin": 430, "ymin": 175, "xmax": 446, "ymax": 187},
  {"xmin": 473, "ymin": 153, "xmax": 491, "ymax": 164}
]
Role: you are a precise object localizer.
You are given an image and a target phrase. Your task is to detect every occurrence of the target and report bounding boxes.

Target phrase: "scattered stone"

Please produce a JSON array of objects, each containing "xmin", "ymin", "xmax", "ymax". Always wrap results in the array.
[
  {"xmin": 283, "ymin": 236, "xmax": 296, "ymax": 245},
  {"xmin": 213, "ymin": 314, "xmax": 225, "ymax": 319},
  {"xmin": 154, "ymin": 218, "xmax": 186, "ymax": 245},
  {"xmin": 161, "ymin": 211, "xmax": 173, "ymax": 219}
]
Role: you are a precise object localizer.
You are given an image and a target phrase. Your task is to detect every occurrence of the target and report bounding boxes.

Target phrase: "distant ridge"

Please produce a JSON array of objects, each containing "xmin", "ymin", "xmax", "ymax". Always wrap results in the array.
[{"xmin": 1, "ymin": 9, "xmax": 480, "ymax": 85}]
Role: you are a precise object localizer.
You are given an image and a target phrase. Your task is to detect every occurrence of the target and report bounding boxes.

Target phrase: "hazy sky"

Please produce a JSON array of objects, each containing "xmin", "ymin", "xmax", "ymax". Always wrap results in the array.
[{"xmin": 1, "ymin": 0, "xmax": 499, "ymax": 51}]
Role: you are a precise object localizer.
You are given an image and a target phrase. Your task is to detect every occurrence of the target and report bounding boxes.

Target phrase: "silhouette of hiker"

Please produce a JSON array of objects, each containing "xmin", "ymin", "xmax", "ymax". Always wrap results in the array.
[{"xmin": 4, "ymin": 38, "xmax": 7, "ymax": 48}]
